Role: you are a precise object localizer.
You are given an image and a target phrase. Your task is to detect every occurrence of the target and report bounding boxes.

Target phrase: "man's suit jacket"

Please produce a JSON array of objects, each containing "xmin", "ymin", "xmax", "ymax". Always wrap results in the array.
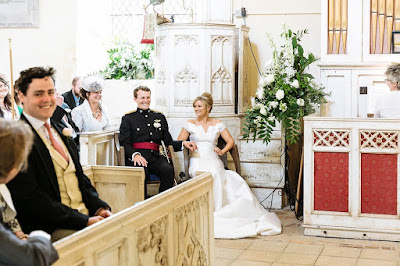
[
  {"xmin": 62, "ymin": 90, "xmax": 84, "ymax": 110},
  {"xmin": 7, "ymin": 114, "xmax": 109, "ymax": 234}
]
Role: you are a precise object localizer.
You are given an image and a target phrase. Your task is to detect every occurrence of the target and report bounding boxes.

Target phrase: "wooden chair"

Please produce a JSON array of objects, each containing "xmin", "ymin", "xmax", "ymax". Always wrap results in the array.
[{"xmin": 183, "ymin": 136, "xmax": 241, "ymax": 179}]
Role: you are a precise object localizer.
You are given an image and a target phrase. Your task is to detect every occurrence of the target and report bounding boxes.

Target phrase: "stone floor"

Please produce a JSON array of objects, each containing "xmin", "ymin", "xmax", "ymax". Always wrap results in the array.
[{"xmin": 214, "ymin": 208, "xmax": 400, "ymax": 266}]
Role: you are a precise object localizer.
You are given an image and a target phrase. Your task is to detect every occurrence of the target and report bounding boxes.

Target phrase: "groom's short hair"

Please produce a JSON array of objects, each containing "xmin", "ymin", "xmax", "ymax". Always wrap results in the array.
[{"xmin": 133, "ymin": 86, "xmax": 151, "ymax": 99}]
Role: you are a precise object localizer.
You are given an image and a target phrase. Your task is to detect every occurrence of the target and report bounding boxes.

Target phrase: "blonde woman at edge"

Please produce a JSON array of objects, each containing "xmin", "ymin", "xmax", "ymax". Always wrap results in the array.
[{"xmin": 177, "ymin": 92, "xmax": 282, "ymax": 239}]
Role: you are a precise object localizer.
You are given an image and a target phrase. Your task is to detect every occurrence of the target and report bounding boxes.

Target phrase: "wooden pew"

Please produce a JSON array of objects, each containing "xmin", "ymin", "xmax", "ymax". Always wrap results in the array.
[
  {"xmin": 53, "ymin": 172, "xmax": 215, "ymax": 266},
  {"xmin": 79, "ymin": 130, "xmax": 119, "ymax": 166},
  {"xmin": 83, "ymin": 165, "xmax": 145, "ymax": 213}
]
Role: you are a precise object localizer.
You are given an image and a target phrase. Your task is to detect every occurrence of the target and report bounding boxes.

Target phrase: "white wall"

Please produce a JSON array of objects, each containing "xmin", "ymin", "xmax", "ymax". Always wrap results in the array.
[
  {"xmin": 232, "ymin": 0, "xmax": 322, "ymax": 97},
  {"xmin": 0, "ymin": 0, "xmax": 78, "ymax": 92}
]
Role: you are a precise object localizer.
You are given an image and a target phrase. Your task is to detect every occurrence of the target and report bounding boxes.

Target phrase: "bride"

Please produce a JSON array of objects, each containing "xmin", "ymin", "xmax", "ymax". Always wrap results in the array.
[{"xmin": 178, "ymin": 92, "xmax": 282, "ymax": 239}]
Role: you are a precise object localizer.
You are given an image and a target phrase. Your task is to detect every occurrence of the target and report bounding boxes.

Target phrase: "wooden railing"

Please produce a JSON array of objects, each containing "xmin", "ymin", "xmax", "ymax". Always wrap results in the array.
[
  {"xmin": 53, "ymin": 172, "xmax": 215, "ymax": 266},
  {"xmin": 83, "ymin": 165, "xmax": 145, "ymax": 213}
]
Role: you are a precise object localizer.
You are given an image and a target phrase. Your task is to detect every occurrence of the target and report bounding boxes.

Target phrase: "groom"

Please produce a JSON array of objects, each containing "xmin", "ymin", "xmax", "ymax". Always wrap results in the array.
[{"xmin": 119, "ymin": 86, "xmax": 197, "ymax": 193}]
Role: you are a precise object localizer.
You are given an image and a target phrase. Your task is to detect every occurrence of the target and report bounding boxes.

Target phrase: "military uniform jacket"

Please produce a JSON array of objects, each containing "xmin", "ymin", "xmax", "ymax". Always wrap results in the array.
[{"xmin": 119, "ymin": 109, "xmax": 182, "ymax": 164}]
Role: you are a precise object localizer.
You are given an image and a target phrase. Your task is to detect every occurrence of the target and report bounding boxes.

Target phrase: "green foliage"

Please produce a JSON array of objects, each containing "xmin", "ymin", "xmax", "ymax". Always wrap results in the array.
[
  {"xmin": 243, "ymin": 26, "xmax": 329, "ymax": 145},
  {"xmin": 99, "ymin": 40, "xmax": 154, "ymax": 80}
]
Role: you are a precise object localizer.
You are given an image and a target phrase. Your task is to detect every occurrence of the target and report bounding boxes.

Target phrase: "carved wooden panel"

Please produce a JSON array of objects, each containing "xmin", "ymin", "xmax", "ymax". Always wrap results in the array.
[
  {"xmin": 174, "ymin": 194, "xmax": 209, "ymax": 266},
  {"xmin": 313, "ymin": 129, "xmax": 350, "ymax": 148},
  {"xmin": 137, "ymin": 216, "xmax": 168, "ymax": 266},
  {"xmin": 211, "ymin": 35, "xmax": 233, "ymax": 106},
  {"xmin": 174, "ymin": 35, "xmax": 200, "ymax": 106},
  {"xmin": 360, "ymin": 130, "xmax": 399, "ymax": 150},
  {"xmin": 156, "ymin": 36, "xmax": 168, "ymax": 106}
]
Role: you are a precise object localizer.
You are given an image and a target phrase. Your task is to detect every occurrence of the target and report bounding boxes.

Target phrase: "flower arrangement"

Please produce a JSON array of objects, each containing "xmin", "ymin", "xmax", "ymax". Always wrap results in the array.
[
  {"xmin": 99, "ymin": 41, "xmax": 154, "ymax": 80},
  {"xmin": 243, "ymin": 26, "xmax": 329, "ymax": 145}
]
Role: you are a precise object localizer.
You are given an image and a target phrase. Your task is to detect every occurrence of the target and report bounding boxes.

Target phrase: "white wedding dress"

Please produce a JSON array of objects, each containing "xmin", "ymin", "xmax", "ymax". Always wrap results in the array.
[{"xmin": 184, "ymin": 122, "xmax": 282, "ymax": 239}]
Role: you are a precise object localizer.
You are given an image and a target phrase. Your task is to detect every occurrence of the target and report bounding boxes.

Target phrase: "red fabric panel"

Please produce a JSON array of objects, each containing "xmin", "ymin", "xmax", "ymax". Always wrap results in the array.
[
  {"xmin": 314, "ymin": 152, "xmax": 349, "ymax": 212},
  {"xmin": 361, "ymin": 154, "xmax": 397, "ymax": 215},
  {"xmin": 141, "ymin": 39, "xmax": 154, "ymax": 44}
]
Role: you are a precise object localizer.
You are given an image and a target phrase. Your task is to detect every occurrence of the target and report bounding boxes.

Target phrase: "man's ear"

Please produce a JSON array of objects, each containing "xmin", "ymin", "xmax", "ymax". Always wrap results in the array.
[{"xmin": 18, "ymin": 91, "xmax": 25, "ymax": 104}]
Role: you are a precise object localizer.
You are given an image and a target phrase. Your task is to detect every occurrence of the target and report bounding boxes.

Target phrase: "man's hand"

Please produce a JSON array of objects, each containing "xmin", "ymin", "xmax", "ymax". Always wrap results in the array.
[
  {"xmin": 133, "ymin": 154, "xmax": 148, "ymax": 167},
  {"xmin": 183, "ymin": 141, "xmax": 197, "ymax": 151},
  {"xmin": 87, "ymin": 216, "xmax": 104, "ymax": 226},
  {"xmin": 96, "ymin": 208, "xmax": 113, "ymax": 218},
  {"xmin": 56, "ymin": 93, "xmax": 64, "ymax": 107}
]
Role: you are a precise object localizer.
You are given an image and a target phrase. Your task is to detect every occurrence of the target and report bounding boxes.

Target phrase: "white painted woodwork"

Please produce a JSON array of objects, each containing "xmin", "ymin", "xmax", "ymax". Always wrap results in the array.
[
  {"xmin": 320, "ymin": 0, "xmax": 400, "ymax": 118},
  {"xmin": 154, "ymin": 23, "xmax": 249, "ymax": 117},
  {"xmin": 53, "ymin": 173, "xmax": 214, "ymax": 266},
  {"xmin": 319, "ymin": 64, "xmax": 388, "ymax": 118},
  {"xmin": 83, "ymin": 165, "xmax": 145, "ymax": 213},
  {"xmin": 304, "ymin": 117, "xmax": 400, "ymax": 241},
  {"xmin": 79, "ymin": 130, "xmax": 118, "ymax": 166}
]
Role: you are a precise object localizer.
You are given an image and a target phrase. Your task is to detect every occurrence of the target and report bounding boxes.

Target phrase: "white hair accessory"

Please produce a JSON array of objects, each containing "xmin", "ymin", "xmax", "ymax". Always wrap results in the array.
[{"xmin": 82, "ymin": 76, "xmax": 105, "ymax": 92}]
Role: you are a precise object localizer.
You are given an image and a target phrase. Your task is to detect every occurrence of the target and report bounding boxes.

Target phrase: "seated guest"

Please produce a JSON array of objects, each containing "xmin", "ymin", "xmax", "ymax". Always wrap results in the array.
[
  {"xmin": 375, "ymin": 63, "xmax": 400, "ymax": 118},
  {"xmin": 52, "ymin": 92, "xmax": 79, "ymax": 146},
  {"xmin": 119, "ymin": 86, "xmax": 196, "ymax": 193},
  {"xmin": 71, "ymin": 76, "xmax": 110, "ymax": 132},
  {"xmin": 0, "ymin": 118, "xmax": 58, "ymax": 265},
  {"xmin": 0, "ymin": 77, "xmax": 20, "ymax": 120},
  {"xmin": 7, "ymin": 67, "xmax": 112, "ymax": 242},
  {"xmin": 62, "ymin": 76, "xmax": 84, "ymax": 110}
]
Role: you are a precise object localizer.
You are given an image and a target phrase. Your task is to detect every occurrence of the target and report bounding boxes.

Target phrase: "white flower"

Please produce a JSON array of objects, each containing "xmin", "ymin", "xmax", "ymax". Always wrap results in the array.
[
  {"xmin": 275, "ymin": 89, "xmax": 284, "ymax": 100},
  {"xmin": 259, "ymin": 78, "xmax": 267, "ymax": 88},
  {"xmin": 268, "ymin": 115, "xmax": 275, "ymax": 122},
  {"xmin": 265, "ymin": 74, "xmax": 275, "ymax": 85},
  {"xmin": 62, "ymin": 128, "xmax": 73, "ymax": 137},
  {"xmin": 260, "ymin": 106, "xmax": 267, "ymax": 116},
  {"xmin": 291, "ymin": 79, "xmax": 300, "ymax": 88},
  {"xmin": 153, "ymin": 119, "xmax": 161, "ymax": 128},
  {"xmin": 297, "ymin": 98, "xmax": 305, "ymax": 106},
  {"xmin": 256, "ymin": 87, "xmax": 264, "ymax": 100},
  {"xmin": 269, "ymin": 101, "xmax": 278, "ymax": 109},
  {"xmin": 279, "ymin": 102, "xmax": 287, "ymax": 112},
  {"xmin": 251, "ymin": 97, "xmax": 255, "ymax": 108}
]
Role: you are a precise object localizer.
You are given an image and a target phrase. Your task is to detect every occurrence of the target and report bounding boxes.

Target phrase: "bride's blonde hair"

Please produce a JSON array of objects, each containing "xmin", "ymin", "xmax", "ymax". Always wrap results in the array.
[{"xmin": 193, "ymin": 92, "xmax": 213, "ymax": 113}]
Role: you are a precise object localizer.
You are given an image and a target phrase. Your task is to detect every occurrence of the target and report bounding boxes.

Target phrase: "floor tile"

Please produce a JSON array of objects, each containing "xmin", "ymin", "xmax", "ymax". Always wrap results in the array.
[
  {"xmin": 215, "ymin": 239, "xmax": 255, "ymax": 250},
  {"xmin": 359, "ymin": 249, "xmax": 399, "ymax": 261},
  {"xmin": 321, "ymin": 245, "xmax": 362, "ymax": 258},
  {"xmin": 230, "ymin": 260, "xmax": 271, "ymax": 266},
  {"xmin": 237, "ymin": 250, "xmax": 280, "ymax": 263},
  {"xmin": 214, "ymin": 247, "xmax": 244, "ymax": 260},
  {"xmin": 356, "ymin": 259, "xmax": 397, "ymax": 266},
  {"xmin": 274, "ymin": 252, "xmax": 318, "ymax": 265},
  {"xmin": 283, "ymin": 242, "xmax": 324, "ymax": 255},
  {"xmin": 315, "ymin": 256, "xmax": 357, "ymax": 266},
  {"xmin": 214, "ymin": 258, "xmax": 233, "ymax": 266},
  {"xmin": 248, "ymin": 239, "xmax": 288, "ymax": 252}
]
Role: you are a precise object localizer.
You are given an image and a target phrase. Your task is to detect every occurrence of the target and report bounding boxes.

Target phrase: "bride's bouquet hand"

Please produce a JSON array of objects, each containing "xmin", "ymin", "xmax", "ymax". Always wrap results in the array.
[{"xmin": 214, "ymin": 147, "xmax": 224, "ymax": 156}]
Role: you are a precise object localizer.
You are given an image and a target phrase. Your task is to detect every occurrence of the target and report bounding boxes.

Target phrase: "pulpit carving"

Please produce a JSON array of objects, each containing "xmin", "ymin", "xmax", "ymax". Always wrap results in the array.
[
  {"xmin": 175, "ymin": 194, "xmax": 208, "ymax": 266},
  {"xmin": 211, "ymin": 35, "xmax": 233, "ymax": 106},
  {"xmin": 175, "ymin": 35, "xmax": 198, "ymax": 45},
  {"xmin": 137, "ymin": 216, "xmax": 168, "ymax": 266},
  {"xmin": 360, "ymin": 130, "xmax": 399, "ymax": 150},
  {"xmin": 313, "ymin": 130, "xmax": 350, "ymax": 148}
]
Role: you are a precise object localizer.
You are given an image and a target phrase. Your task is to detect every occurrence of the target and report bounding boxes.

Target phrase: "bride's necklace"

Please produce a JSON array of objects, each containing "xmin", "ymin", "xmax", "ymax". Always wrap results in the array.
[{"xmin": 92, "ymin": 105, "xmax": 101, "ymax": 119}]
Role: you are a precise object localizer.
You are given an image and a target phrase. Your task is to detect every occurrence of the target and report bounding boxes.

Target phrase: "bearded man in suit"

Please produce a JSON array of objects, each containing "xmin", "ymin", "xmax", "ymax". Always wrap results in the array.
[
  {"xmin": 7, "ymin": 67, "xmax": 111, "ymax": 242},
  {"xmin": 62, "ymin": 76, "xmax": 84, "ymax": 110}
]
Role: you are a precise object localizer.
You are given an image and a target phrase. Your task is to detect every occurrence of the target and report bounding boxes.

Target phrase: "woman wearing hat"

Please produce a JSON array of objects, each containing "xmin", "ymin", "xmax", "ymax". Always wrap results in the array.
[{"xmin": 71, "ymin": 76, "xmax": 110, "ymax": 132}]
